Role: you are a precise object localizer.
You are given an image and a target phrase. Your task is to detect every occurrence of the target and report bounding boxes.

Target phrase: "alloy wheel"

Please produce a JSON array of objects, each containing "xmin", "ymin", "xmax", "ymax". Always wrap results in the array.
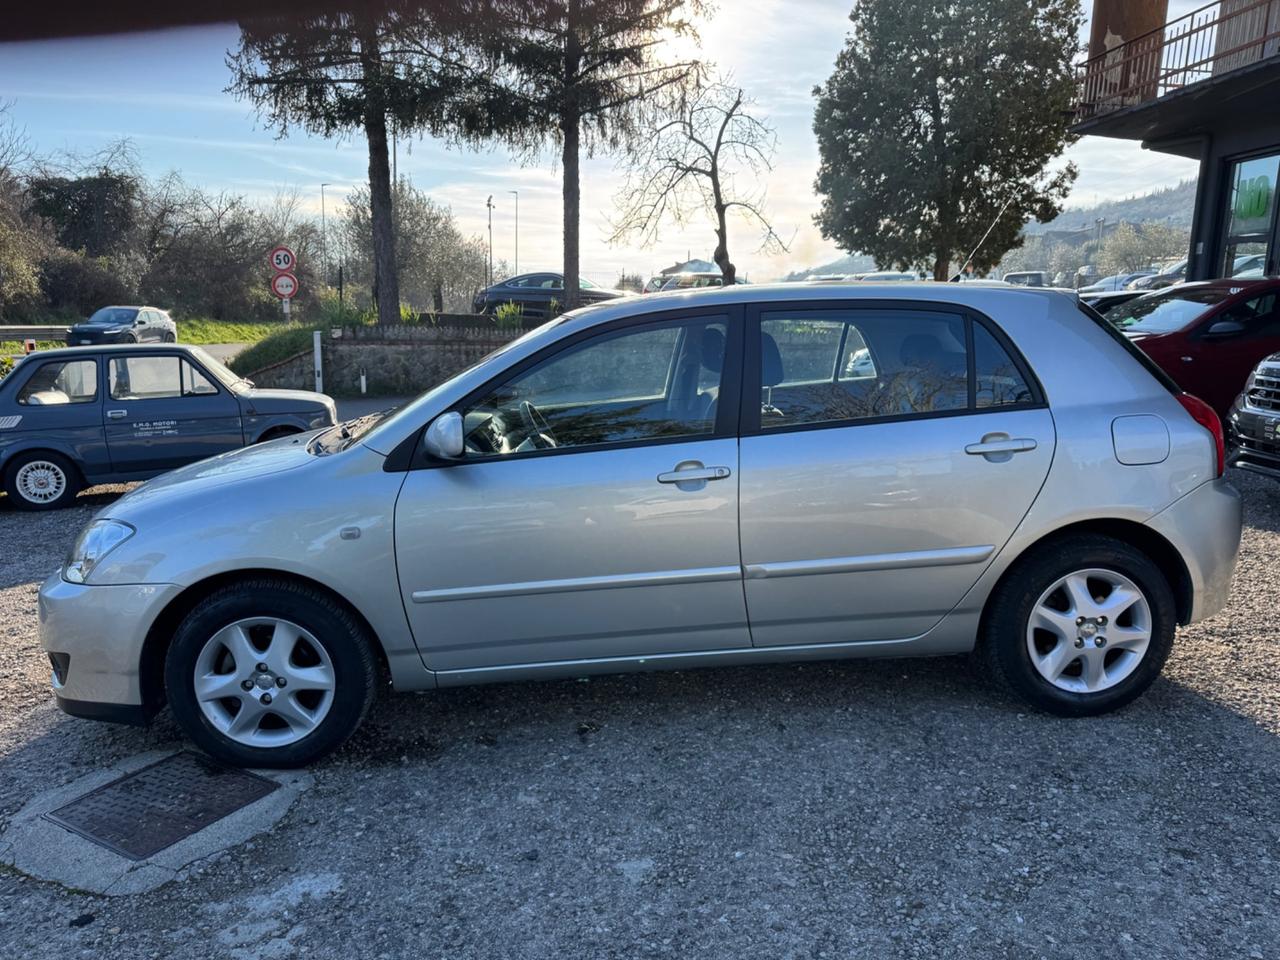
[
  {"xmin": 193, "ymin": 617, "xmax": 336, "ymax": 747},
  {"xmin": 1025, "ymin": 568, "xmax": 1152, "ymax": 694},
  {"xmin": 14, "ymin": 460, "xmax": 67, "ymax": 505}
]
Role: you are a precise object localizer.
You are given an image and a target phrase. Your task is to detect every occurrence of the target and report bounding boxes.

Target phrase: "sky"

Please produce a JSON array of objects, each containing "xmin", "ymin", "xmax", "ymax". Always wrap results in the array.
[{"xmin": 0, "ymin": 0, "xmax": 1202, "ymax": 284}]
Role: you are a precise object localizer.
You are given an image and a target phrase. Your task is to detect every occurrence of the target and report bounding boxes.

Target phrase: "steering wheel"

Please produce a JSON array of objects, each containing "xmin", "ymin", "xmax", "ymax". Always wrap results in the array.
[{"xmin": 518, "ymin": 400, "xmax": 558, "ymax": 449}]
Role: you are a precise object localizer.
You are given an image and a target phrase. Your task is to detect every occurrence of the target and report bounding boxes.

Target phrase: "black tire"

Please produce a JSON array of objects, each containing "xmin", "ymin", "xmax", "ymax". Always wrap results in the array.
[
  {"xmin": 164, "ymin": 579, "xmax": 378, "ymax": 767},
  {"xmin": 255, "ymin": 426, "xmax": 301, "ymax": 444},
  {"xmin": 163, "ymin": 331, "xmax": 176, "ymax": 343},
  {"xmin": 975, "ymin": 533, "xmax": 1176, "ymax": 716},
  {"xmin": 3, "ymin": 450, "xmax": 82, "ymax": 511}
]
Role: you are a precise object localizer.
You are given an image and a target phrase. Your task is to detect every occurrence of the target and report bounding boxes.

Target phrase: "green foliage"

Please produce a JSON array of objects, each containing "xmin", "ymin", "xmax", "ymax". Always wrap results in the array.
[
  {"xmin": 229, "ymin": 325, "xmax": 318, "ymax": 376},
  {"xmin": 0, "ymin": 355, "xmax": 13, "ymax": 380},
  {"xmin": 313, "ymin": 289, "xmax": 370, "ymax": 328},
  {"xmin": 493, "ymin": 301, "xmax": 524, "ymax": 328},
  {"xmin": 175, "ymin": 318, "xmax": 283, "ymax": 345},
  {"xmin": 813, "ymin": 0, "xmax": 1082, "ymax": 279},
  {"xmin": 1099, "ymin": 222, "xmax": 1190, "ymax": 275},
  {"xmin": 27, "ymin": 170, "xmax": 139, "ymax": 258},
  {"xmin": 40, "ymin": 248, "xmax": 136, "ymax": 315}
]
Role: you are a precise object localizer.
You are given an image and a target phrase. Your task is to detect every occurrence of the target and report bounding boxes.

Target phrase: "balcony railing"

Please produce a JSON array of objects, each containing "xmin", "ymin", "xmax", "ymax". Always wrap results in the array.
[{"xmin": 1075, "ymin": 0, "xmax": 1280, "ymax": 122}]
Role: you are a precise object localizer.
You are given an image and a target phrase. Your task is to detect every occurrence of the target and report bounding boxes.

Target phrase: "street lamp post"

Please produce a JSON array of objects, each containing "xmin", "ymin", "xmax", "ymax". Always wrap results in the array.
[
  {"xmin": 486, "ymin": 195, "xmax": 494, "ymax": 287},
  {"xmin": 320, "ymin": 183, "xmax": 332, "ymax": 285},
  {"xmin": 508, "ymin": 189, "xmax": 519, "ymax": 275}
]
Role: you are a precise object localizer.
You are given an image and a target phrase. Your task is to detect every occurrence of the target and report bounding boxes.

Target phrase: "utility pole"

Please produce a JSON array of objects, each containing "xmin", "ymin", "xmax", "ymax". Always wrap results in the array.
[
  {"xmin": 508, "ymin": 189, "xmax": 519, "ymax": 275},
  {"xmin": 320, "ymin": 183, "xmax": 331, "ymax": 285},
  {"xmin": 486, "ymin": 195, "xmax": 494, "ymax": 286}
]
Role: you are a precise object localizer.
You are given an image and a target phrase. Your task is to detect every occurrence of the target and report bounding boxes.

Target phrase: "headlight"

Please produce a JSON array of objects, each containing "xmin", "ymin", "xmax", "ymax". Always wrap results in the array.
[{"xmin": 64, "ymin": 519, "xmax": 136, "ymax": 584}]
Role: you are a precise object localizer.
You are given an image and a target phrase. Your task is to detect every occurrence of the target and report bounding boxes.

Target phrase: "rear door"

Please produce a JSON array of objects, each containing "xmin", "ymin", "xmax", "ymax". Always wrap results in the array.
[
  {"xmin": 4, "ymin": 355, "xmax": 110, "ymax": 476},
  {"xmin": 738, "ymin": 301, "xmax": 1055, "ymax": 647},
  {"xmin": 104, "ymin": 352, "xmax": 244, "ymax": 472}
]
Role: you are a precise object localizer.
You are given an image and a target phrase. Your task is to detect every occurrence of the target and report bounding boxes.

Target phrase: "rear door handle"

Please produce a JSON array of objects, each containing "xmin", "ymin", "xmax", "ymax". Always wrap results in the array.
[
  {"xmin": 107, "ymin": 409, "xmax": 128, "ymax": 420},
  {"xmin": 965, "ymin": 435, "xmax": 1037, "ymax": 462},
  {"xmin": 657, "ymin": 465, "xmax": 732, "ymax": 484}
]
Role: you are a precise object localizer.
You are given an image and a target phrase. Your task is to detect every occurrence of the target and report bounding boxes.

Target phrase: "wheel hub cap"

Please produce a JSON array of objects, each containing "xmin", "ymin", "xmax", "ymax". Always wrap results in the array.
[
  {"xmin": 1026, "ymin": 568, "xmax": 1152, "ymax": 694},
  {"xmin": 192, "ymin": 618, "xmax": 335, "ymax": 747},
  {"xmin": 16, "ymin": 461, "xmax": 66, "ymax": 503}
]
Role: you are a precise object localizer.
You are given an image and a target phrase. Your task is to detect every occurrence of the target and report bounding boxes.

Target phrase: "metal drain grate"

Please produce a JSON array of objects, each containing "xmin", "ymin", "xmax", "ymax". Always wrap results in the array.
[{"xmin": 43, "ymin": 752, "xmax": 279, "ymax": 860}]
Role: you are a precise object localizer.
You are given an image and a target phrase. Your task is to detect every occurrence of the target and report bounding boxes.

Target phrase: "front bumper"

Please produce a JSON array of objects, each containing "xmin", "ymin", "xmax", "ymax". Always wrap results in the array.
[
  {"xmin": 1144, "ymin": 477, "xmax": 1242, "ymax": 624},
  {"xmin": 1228, "ymin": 405, "xmax": 1280, "ymax": 479},
  {"xmin": 38, "ymin": 574, "xmax": 181, "ymax": 719}
]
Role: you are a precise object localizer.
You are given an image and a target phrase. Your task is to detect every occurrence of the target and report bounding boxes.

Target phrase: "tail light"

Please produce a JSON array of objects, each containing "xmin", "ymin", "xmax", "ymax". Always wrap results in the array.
[{"xmin": 1176, "ymin": 392, "xmax": 1224, "ymax": 477}]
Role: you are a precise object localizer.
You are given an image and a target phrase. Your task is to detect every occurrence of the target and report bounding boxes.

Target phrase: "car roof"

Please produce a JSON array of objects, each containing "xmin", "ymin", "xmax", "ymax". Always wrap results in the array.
[
  {"xmin": 13, "ymin": 343, "xmax": 200, "ymax": 362},
  {"xmin": 1148, "ymin": 278, "xmax": 1280, "ymax": 295}
]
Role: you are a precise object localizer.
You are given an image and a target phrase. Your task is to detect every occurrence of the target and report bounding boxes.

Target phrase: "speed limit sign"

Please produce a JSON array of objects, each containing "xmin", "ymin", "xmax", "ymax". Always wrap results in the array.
[
  {"xmin": 270, "ymin": 272, "xmax": 299, "ymax": 299},
  {"xmin": 268, "ymin": 245, "xmax": 296, "ymax": 273}
]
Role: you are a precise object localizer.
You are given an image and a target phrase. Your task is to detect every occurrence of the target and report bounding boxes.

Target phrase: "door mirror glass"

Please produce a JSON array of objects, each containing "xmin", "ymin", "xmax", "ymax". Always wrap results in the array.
[
  {"xmin": 424, "ymin": 411, "xmax": 465, "ymax": 460},
  {"xmin": 1205, "ymin": 319, "xmax": 1246, "ymax": 338}
]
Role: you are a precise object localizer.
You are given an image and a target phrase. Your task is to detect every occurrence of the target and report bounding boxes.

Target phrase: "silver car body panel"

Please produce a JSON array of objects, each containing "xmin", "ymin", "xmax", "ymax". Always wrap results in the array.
[{"xmin": 38, "ymin": 282, "xmax": 1241, "ymax": 709}]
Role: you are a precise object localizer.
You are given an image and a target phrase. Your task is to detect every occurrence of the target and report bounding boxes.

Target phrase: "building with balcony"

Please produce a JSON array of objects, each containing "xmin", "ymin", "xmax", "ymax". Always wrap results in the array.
[{"xmin": 1074, "ymin": 0, "xmax": 1280, "ymax": 280}]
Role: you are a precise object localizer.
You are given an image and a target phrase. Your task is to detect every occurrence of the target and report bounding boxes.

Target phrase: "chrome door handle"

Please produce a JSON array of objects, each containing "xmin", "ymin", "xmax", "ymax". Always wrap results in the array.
[
  {"xmin": 107, "ymin": 409, "xmax": 128, "ymax": 420},
  {"xmin": 657, "ymin": 465, "xmax": 732, "ymax": 484}
]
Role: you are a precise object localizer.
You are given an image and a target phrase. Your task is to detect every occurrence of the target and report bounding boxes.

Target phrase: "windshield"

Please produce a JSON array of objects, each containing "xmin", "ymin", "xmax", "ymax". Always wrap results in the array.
[
  {"xmin": 1107, "ymin": 288, "xmax": 1234, "ymax": 334},
  {"xmin": 579, "ymin": 277, "xmax": 598, "ymax": 289},
  {"xmin": 85, "ymin": 307, "xmax": 138, "ymax": 326}
]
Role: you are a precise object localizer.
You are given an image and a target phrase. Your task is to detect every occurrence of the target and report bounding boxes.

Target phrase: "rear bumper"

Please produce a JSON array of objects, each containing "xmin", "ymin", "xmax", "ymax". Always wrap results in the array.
[
  {"xmin": 38, "ymin": 574, "xmax": 181, "ymax": 716},
  {"xmin": 1144, "ymin": 477, "xmax": 1242, "ymax": 623}
]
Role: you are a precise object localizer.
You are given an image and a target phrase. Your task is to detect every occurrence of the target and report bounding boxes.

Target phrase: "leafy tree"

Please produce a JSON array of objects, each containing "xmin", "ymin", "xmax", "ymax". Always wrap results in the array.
[
  {"xmin": 813, "ymin": 0, "xmax": 1081, "ymax": 280},
  {"xmin": 26, "ymin": 169, "xmax": 139, "ymax": 258},
  {"xmin": 228, "ymin": 4, "xmax": 512, "ymax": 324},
  {"xmin": 485, "ymin": 0, "xmax": 704, "ymax": 308},
  {"xmin": 611, "ymin": 81, "xmax": 787, "ymax": 285}
]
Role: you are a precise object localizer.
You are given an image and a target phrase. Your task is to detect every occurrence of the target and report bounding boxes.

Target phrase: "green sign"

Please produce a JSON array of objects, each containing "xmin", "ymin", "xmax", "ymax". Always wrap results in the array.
[{"xmin": 1234, "ymin": 175, "xmax": 1273, "ymax": 221}]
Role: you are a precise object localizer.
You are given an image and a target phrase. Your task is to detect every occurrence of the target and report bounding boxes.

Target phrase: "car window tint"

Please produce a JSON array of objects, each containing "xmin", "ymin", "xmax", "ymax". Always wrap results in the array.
[
  {"xmin": 17, "ymin": 359, "xmax": 98, "ymax": 405},
  {"xmin": 463, "ymin": 319, "xmax": 727, "ymax": 457},
  {"xmin": 110, "ymin": 356, "xmax": 183, "ymax": 400},
  {"xmin": 760, "ymin": 311, "xmax": 968, "ymax": 428},
  {"xmin": 973, "ymin": 323, "xmax": 1033, "ymax": 408}
]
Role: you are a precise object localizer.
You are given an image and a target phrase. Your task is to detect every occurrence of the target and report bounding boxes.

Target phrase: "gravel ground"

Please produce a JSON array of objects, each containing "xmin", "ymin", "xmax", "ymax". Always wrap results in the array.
[{"xmin": 0, "ymin": 473, "xmax": 1277, "ymax": 959}]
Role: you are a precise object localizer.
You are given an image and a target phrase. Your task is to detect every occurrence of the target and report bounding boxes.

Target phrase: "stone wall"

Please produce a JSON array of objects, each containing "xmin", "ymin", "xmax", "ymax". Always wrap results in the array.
[{"xmin": 243, "ymin": 322, "xmax": 526, "ymax": 396}]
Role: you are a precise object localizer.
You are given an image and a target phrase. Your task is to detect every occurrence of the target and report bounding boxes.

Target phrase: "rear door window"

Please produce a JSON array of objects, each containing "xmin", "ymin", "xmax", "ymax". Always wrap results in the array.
[{"xmin": 17, "ymin": 359, "xmax": 98, "ymax": 405}]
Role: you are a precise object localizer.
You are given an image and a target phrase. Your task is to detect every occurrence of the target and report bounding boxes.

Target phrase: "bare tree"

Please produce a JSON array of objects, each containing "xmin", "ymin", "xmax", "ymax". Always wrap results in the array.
[{"xmin": 610, "ymin": 82, "xmax": 788, "ymax": 284}]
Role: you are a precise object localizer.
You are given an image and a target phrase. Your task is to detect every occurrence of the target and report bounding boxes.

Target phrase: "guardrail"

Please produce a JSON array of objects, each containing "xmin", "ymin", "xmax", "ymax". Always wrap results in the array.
[
  {"xmin": 1075, "ymin": 0, "xmax": 1280, "ymax": 122},
  {"xmin": 0, "ymin": 325, "xmax": 68, "ymax": 342}
]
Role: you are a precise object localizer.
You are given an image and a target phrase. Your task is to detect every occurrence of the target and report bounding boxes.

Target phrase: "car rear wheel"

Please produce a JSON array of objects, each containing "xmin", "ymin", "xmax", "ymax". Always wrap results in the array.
[
  {"xmin": 3, "ymin": 451, "xmax": 82, "ymax": 511},
  {"xmin": 975, "ymin": 534, "xmax": 1176, "ymax": 716},
  {"xmin": 163, "ymin": 331, "xmax": 176, "ymax": 343},
  {"xmin": 165, "ymin": 579, "xmax": 378, "ymax": 767}
]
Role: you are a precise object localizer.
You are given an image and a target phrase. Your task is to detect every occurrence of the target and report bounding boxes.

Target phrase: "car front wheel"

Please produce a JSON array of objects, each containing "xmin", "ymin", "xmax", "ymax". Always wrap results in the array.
[
  {"xmin": 165, "ymin": 579, "xmax": 378, "ymax": 767},
  {"xmin": 976, "ymin": 534, "xmax": 1176, "ymax": 716}
]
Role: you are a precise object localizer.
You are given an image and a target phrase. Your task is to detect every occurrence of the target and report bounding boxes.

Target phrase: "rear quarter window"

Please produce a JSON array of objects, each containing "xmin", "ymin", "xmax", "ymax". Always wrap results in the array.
[{"xmin": 1077, "ymin": 302, "xmax": 1181, "ymax": 395}]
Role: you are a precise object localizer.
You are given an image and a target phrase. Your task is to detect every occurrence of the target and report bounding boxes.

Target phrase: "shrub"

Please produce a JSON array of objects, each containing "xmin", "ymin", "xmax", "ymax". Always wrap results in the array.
[
  {"xmin": 493, "ymin": 301, "xmax": 524, "ymax": 329},
  {"xmin": 229, "ymin": 325, "xmax": 317, "ymax": 376},
  {"xmin": 40, "ymin": 248, "xmax": 136, "ymax": 315}
]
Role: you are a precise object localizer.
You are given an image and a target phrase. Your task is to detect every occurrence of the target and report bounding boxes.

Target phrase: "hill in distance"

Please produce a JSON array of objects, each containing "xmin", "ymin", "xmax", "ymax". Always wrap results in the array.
[{"xmin": 788, "ymin": 178, "xmax": 1197, "ymax": 278}]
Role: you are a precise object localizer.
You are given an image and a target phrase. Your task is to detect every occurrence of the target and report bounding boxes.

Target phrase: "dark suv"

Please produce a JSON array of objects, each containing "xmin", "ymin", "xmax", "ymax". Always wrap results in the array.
[
  {"xmin": 1229, "ymin": 352, "xmax": 1280, "ymax": 478},
  {"xmin": 67, "ymin": 305, "xmax": 177, "ymax": 344}
]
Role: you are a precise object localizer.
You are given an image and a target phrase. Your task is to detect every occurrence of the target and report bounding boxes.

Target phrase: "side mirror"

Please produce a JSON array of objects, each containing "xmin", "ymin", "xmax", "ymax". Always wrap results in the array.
[
  {"xmin": 423, "ymin": 411, "xmax": 464, "ymax": 460},
  {"xmin": 1204, "ymin": 319, "xmax": 1246, "ymax": 338}
]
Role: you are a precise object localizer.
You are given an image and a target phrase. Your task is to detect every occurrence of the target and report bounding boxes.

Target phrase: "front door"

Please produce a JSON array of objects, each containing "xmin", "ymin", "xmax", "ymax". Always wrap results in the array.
[
  {"xmin": 395, "ymin": 309, "xmax": 748, "ymax": 673},
  {"xmin": 738, "ymin": 303, "xmax": 1055, "ymax": 647},
  {"xmin": 1181, "ymin": 291, "xmax": 1280, "ymax": 416},
  {"xmin": 104, "ymin": 352, "xmax": 244, "ymax": 473}
]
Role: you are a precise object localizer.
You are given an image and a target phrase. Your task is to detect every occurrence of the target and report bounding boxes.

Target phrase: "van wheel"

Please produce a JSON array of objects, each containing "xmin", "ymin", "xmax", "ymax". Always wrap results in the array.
[
  {"xmin": 975, "ymin": 534, "xmax": 1176, "ymax": 716},
  {"xmin": 4, "ymin": 451, "xmax": 82, "ymax": 510},
  {"xmin": 164, "ymin": 579, "xmax": 378, "ymax": 767}
]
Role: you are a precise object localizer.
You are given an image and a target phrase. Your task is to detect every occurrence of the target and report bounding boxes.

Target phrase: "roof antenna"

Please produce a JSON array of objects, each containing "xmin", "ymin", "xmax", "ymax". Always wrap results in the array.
[{"xmin": 950, "ymin": 195, "xmax": 1017, "ymax": 282}]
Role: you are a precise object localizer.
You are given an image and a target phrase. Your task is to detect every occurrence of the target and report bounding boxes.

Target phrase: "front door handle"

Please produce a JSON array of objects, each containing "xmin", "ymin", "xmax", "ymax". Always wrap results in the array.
[
  {"xmin": 107, "ymin": 409, "xmax": 128, "ymax": 420},
  {"xmin": 657, "ymin": 464, "xmax": 732, "ymax": 484},
  {"xmin": 965, "ymin": 434, "xmax": 1037, "ymax": 462}
]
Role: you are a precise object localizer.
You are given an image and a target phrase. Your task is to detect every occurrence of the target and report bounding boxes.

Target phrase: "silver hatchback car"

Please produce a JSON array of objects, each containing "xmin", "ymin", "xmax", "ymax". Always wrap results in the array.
[{"xmin": 39, "ymin": 284, "xmax": 1242, "ymax": 767}]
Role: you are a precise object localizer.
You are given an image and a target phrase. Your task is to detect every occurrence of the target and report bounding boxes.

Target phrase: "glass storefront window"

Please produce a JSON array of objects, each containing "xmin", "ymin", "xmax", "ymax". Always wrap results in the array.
[{"xmin": 1222, "ymin": 153, "xmax": 1279, "ymax": 277}]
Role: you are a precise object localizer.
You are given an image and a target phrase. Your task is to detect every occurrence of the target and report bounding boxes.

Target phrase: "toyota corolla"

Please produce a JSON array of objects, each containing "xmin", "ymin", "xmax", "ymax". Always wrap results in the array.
[{"xmin": 38, "ymin": 284, "xmax": 1242, "ymax": 767}]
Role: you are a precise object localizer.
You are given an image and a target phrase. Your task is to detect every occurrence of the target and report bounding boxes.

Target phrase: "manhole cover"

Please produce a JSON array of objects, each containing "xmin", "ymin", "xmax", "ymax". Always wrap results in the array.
[{"xmin": 43, "ymin": 752, "xmax": 279, "ymax": 860}]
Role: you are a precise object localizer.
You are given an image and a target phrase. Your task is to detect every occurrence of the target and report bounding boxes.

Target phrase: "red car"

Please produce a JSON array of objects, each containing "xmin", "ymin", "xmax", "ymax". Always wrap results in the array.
[{"xmin": 1104, "ymin": 279, "xmax": 1280, "ymax": 419}]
